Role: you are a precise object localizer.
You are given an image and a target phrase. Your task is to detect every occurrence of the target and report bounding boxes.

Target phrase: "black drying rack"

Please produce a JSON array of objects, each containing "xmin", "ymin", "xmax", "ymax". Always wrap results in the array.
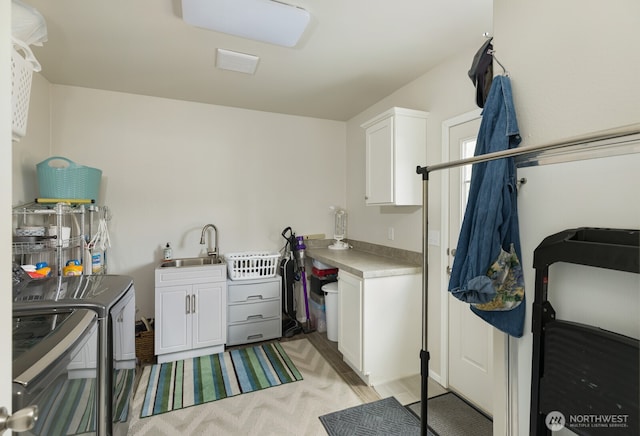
[{"xmin": 530, "ymin": 227, "xmax": 640, "ymax": 435}]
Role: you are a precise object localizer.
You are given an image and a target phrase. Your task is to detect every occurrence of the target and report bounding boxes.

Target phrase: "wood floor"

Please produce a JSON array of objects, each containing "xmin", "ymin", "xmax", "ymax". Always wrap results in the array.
[
  {"xmin": 297, "ymin": 330, "xmax": 382, "ymax": 403},
  {"xmin": 284, "ymin": 329, "xmax": 447, "ymax": 405}
]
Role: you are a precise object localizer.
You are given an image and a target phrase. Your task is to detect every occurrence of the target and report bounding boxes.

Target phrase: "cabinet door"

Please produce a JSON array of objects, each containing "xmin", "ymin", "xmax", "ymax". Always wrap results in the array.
[
  {"xmin": 338, "ymin": 270, "xmax": 363, "ymax": 371},
  {"xmin": 192, "ymin": 282, "xmax": 226, "ymax": 349},
  {"xmin": 113, "ymin": 291, "xmax": 136, "ymax": 362},
  {"xmin": 156, "ymin": 285, "xmax": 191, "ymax": 355},
  {"xmin": 365, "ymin": 117, "xmax": 395, "ymax": 205}
]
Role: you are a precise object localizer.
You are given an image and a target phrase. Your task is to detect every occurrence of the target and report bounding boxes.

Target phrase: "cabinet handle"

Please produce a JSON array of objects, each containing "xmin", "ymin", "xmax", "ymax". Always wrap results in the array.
[
  {"xmin": 247, "ymin": 315, "xmax": 263, "ymax": 320},
  {"xmin": 186, "ymin": 295, "xmax": 190, "ymax": 314},
  {"xmin": 246, "ymin": 295, "xmax": 263, "ymax": 301},
  {"xmin": 192, "ymin": 294, "xmax": 196, "ymax": 314},
  {"xmin": 247, "ymin": 334, "xmax": 263, "ymax": 340}
]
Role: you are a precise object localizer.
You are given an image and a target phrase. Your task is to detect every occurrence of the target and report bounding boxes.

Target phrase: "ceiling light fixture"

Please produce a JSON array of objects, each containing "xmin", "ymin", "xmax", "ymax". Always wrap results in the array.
[
  {"xmin": 216, "ymin": 49, "xmax": 260, "ymax": 74},
  {"xmin": 181, "ymin": 0, "xmax": 311, "ymax": 48}
]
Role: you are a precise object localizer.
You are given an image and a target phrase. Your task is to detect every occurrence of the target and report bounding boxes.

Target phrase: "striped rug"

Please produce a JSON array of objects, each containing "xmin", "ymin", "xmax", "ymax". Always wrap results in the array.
[{"xmin": 140, "ymin": 342, "xmax": 303, "ymax": 418}]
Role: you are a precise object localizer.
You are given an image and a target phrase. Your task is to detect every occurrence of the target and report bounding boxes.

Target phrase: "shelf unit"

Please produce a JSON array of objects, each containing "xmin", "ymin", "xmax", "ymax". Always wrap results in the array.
[{"xmin": 12, "ymin": 201, "xmax": 109, "ymax": 277}]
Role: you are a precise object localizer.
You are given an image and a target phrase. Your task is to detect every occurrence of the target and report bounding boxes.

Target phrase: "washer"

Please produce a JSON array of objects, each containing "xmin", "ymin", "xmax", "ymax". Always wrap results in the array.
[{"xmin": 14, "ymin": 275, "xmax": 136, "ymax": 436}]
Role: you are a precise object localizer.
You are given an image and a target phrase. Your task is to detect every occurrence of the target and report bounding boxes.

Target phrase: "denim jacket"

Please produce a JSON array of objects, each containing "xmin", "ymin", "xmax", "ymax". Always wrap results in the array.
[{"xmin": 448, "ymin": 75, "xmax": 525, "ymax": 337}]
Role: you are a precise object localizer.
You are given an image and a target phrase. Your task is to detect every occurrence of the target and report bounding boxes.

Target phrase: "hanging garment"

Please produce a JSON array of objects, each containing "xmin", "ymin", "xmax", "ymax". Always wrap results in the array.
[
  {"xmin": 468, "ymin": 37, "xmax": 494, "ymax": 108},
  {"xmin": 448, "ymin": 75, "xmax": 525, "ymax": 338}
]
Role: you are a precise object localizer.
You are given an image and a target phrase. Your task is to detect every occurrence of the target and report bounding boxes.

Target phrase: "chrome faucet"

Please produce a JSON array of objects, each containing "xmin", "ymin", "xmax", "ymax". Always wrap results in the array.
[{"xmin": 200, "ymin": 224, "xmax": 219, "ymax": 257}]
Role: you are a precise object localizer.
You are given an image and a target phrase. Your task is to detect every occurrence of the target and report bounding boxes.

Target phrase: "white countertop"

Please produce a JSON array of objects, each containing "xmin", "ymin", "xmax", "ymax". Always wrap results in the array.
[{"xmin": 306, "ymin": 248, "xmax": 421, "ymax": 279}]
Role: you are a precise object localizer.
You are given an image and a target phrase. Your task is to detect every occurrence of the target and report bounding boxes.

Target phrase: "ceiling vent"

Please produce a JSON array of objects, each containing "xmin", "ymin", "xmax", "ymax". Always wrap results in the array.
[
  {"xmin": 216, "ymin": 49, "xmax": 260, "ymax": 74},
  {"xmin": 181, "ymin": 0, "xmax": 311, "ymax": 48}
]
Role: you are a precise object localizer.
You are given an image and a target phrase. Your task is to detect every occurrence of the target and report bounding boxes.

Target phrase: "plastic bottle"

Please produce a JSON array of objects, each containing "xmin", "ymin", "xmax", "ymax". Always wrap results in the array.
[{"xmin": 163, "ymin": 243, "xmax": 173, "ymax": 261}]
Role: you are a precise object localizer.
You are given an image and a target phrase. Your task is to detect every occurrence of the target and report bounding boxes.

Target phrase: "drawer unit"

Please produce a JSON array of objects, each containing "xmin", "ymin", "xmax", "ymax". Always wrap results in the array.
[
  {"xmin": 228, "ymin": 318, "xmax": 281, "ymax": 346},
  {"xmin": 228, "ymin": 300, "xmax": 280, "ymax": 324},
  {"xmin": 227, "ymin": 275, "xmax": 282, "ymax": 346},
  {"xmin": 228, "ymin": 279, "xmax": 280, "ymax": 303}
]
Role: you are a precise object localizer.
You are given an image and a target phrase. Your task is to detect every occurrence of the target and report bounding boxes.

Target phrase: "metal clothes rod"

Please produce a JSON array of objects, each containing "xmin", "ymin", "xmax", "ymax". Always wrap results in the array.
[
  {"xmin": 417, "ymin": 126, "xmax": 640, "ymax": 178},
  {"xmin": 414, "ymin": 125, "xmax": 640, "ymax": 436}
]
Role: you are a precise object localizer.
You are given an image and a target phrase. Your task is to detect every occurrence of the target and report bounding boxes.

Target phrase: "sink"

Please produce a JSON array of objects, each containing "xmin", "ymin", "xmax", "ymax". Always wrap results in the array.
[{"xmin": 160, "ymin": 257, "xmax": 224, "ymax": 268}]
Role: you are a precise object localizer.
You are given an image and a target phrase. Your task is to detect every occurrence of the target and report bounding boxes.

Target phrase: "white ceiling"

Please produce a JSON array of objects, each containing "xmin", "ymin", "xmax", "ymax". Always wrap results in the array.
[{"xmin": 24, "ymin": 0, "xmax": 492, "ymax": 121}]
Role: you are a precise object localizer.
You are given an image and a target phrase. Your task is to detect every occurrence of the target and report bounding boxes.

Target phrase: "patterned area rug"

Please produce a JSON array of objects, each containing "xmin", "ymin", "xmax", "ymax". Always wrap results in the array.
[
  {"xmin": 140, "ymin": 342, "xmax": 302, "ymax": 418},
  {"xmin": 128, "ymin": 338, "xmax": 363, "ymax": 435},
  {"xmin": 319, "ymin": 396, "xmax": 430, "ymax": 436}
]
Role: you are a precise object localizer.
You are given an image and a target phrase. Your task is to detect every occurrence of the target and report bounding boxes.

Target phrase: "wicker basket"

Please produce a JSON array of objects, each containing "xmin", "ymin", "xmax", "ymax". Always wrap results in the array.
[
  {"xmin": 135, "ymin": 330, "xmax": 155, "ymax": 364},
  {"xmin": 37, "ymin": 156, "xmax": 102, "ymax": 201},
  {"xmin": 226, "ymin": 251, "xmax": 280, "ymax": 281}
]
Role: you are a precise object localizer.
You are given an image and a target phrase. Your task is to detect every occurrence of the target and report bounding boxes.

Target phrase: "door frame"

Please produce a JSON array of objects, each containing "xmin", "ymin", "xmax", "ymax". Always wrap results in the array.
[{"xmin": 440, "ymin": 110, "xmax": 514, "ymax": 435}]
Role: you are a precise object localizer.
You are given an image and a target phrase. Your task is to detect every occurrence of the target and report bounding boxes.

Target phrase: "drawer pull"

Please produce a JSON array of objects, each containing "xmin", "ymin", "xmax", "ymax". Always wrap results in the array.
[
  {"xmin": 247, "ymin": 315, "xmax": 264, "ymax": 320},
  {"xmin": 247, "ymin": 334, "xmax": 263, "ymax": 340},
  {"xmin": 246, "ymin": 295, "xmax": 263, "ymax": 301}
]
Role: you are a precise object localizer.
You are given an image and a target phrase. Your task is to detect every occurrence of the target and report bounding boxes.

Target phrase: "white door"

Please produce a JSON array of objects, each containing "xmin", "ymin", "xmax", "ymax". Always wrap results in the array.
[{"xmin": 446, "ymin": 114, "xmax": 494, "ymax": 416}]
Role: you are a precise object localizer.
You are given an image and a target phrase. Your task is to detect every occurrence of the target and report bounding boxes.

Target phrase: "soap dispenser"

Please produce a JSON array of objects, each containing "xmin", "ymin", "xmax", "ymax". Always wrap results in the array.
[{"xmin": 163, "ymin": 243, "xmax": 173, "ymax": 261}]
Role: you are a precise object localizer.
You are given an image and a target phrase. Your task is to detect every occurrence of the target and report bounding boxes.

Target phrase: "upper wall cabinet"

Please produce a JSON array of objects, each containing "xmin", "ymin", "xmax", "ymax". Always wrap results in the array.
[{"xmin": 361, "ymin": 107, "xmax": 428, "ymax": 206}]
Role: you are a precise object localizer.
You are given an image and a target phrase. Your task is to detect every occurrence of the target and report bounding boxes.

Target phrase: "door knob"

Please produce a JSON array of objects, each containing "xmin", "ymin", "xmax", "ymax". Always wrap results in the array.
[{"xmin": 0, "ymin": 406, "xmax": 38, "ymax": 434}]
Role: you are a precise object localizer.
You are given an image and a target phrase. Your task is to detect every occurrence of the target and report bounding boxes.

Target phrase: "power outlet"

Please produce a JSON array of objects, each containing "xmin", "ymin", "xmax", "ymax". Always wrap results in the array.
[
  {"xmin": 304, "ymin": 233, "xmax": 325, "ymax": 240},
  {"xmin": 387, "ymin": 227, "xmax": 395, "ymax": 240}
]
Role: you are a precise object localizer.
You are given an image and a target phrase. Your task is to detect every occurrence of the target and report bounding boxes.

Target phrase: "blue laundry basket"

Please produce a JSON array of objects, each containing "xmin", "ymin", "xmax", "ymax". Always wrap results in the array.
[{"xmin": 37, "ymin": 156, "xmax": 102, "ymax": 201}]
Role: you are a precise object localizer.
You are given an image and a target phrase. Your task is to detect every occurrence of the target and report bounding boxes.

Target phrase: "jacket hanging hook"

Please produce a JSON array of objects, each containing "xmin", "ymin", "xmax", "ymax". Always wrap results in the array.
[{"xmin": 487, "ymin": 48, "xmax": 510, "ymax": 76}]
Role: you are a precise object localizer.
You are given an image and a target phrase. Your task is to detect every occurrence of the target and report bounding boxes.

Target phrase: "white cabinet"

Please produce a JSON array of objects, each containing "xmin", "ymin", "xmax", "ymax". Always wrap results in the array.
[
  {"xmin": 155, "ymin": 264, "xmax": 227, "ymax": 363},
  {"xmin": 227, "ymin": 276, "xmax": 282, "ymax": 346},
  {"xmin": 361, "ymin": 107, "xmax": 428, "ymax": 206},
  {"xmin": 337, "ymin": 269, "xmax": 422, "ymax": 386}
]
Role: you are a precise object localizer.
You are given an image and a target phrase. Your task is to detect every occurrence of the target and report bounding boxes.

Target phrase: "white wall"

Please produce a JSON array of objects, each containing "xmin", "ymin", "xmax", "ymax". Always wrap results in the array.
[
  {"xmin": 493, "ymin": 1, "xmax": 640, "ymax": 433},
  {"xmin": 14, "ymin": 84, "xmax": 346, "ymax": 318}
]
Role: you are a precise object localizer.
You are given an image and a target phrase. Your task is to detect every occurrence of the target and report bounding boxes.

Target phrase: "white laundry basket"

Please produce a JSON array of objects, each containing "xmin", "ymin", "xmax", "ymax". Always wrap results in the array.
[
  {"xmin": 11, "ymin": 37, "xmax": 41, "ymax": 141},
  {"xmin": 225, "ymin": 251, "xmax": 280, "ymax": 280}
]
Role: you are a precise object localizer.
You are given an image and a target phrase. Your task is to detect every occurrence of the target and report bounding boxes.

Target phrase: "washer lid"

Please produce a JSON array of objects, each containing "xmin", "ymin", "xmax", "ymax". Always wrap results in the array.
[{"xmin": 13, "ymin": 309, "xmax": 96, "ymax": 386}]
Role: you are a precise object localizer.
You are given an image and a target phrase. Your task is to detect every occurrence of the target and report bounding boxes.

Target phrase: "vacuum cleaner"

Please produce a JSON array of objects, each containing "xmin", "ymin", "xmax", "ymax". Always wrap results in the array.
[{"xmin": 280, "ymin": 226, "xmax": 314, "ymax": 337}]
